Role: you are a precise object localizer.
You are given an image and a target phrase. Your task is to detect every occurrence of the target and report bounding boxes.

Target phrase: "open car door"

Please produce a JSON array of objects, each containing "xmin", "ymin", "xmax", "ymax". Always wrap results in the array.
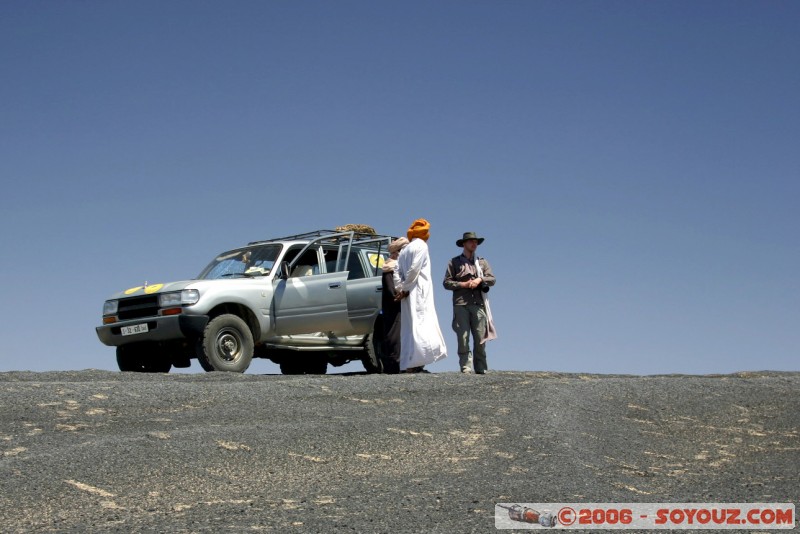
[{"xmin": 272, "ymin": 238, "xmax": 351, "ymax": 336}]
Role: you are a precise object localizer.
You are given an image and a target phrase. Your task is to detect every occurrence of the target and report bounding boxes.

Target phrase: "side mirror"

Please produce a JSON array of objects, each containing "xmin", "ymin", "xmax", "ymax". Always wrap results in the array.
[{"xmin": 277, "ymin": 261, "xmax": 290, "ymax": 280}]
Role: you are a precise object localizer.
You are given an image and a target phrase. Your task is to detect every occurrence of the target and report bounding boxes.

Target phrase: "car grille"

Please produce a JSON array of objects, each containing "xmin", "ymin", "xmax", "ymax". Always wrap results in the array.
[{"xmin": 117, "ymin": 295, "xmax": 160, "ymax": 320}]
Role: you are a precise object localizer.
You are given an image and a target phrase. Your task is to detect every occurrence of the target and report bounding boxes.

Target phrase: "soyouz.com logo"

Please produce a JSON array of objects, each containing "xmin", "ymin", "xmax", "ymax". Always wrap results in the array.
[{"xmin": 495, "ymin": 503, "xmax": 796, "ymax": 529}]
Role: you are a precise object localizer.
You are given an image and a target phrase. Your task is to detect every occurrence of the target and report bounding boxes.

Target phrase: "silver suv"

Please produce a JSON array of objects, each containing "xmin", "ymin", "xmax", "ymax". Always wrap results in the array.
[{"xmin": 96, "ymin": 229, "xmax": 395, "ymax": 374}]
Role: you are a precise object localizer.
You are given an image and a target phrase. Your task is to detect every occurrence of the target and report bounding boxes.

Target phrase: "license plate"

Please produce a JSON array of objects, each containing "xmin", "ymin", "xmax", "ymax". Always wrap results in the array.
[{"xmin": 121, "ymin": 323, "xmax": 149, "ymax": 336}]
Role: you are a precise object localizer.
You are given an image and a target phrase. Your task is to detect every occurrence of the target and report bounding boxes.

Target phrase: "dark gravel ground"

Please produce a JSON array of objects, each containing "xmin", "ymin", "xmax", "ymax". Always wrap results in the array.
[{"xmin": 0, "ymin": 370, "xmax": 798, "ymax": 533}]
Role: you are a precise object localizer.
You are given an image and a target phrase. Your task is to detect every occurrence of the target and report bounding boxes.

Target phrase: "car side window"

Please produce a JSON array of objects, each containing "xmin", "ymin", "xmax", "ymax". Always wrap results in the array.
[
  {"xmin": 346, "ymin": 250, "xmax": 367, "ymax": 280},
  {"xmin": 284, "ymin": 246, "xmax": 321, "ymax": 278},
  {"xmin": 322, "ymin": 248, "xmax": 340, "ymax": 273}
]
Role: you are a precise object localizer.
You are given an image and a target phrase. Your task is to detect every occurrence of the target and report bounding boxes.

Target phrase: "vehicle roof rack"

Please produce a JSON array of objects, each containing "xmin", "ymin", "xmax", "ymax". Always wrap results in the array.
[{"xmin": 247, "ymin": 229, "xmax": 398, "ymax": 247}]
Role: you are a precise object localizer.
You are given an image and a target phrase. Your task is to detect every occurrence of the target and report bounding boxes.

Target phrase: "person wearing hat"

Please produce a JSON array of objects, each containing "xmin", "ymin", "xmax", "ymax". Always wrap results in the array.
[
  {"xmin": 393, "ymin": 218, "xmax": 448, "ymax": 372},
  {"xmin": 443, "ymin": 232, "xmax": 497, "ymax": 374}
]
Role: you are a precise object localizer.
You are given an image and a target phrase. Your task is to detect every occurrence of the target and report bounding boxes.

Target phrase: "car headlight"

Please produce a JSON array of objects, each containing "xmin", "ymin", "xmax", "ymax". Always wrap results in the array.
[
  {"xmin": 159, "ymin": 289, "xmax": 200, "ymax": 307},
  {"xmin": 181, "ymin": 289, "xmax": 200, "ymax": 305},
  {"xmin": 103, "ymin": 300, "xmax": 118, "ymax": 316}
]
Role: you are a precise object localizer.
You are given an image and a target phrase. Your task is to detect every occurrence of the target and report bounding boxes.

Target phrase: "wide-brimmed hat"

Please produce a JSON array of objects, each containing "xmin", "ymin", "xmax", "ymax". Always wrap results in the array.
[{"xmin": 456, "ymin": 232, "xmax": 485, "ymax": 247}]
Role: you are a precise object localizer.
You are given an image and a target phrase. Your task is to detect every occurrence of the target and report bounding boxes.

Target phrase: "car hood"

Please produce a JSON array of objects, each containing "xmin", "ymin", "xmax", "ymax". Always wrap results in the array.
[{"xmin": 108, "ymin": 280, "xmax": 196, "ymax": 300}]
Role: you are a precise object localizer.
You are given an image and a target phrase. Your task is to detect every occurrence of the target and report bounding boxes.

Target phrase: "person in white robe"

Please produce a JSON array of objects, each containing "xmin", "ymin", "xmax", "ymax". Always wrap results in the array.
[{"xmin": 393, "ymin": 218, "xmax": 447, "ymax": 371}]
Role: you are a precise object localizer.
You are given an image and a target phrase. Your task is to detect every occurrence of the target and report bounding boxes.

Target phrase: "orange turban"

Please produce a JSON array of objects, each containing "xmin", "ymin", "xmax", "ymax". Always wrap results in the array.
[{"xmin": 407, "ymin": 218, "xmax": 430, "ymax": 241}]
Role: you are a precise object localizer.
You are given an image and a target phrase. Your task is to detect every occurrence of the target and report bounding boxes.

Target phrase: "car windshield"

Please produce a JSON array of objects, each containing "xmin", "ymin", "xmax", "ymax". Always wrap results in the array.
[{"xmin": 197, "ymin": 244, "xmax": 281, "ymax": 280}]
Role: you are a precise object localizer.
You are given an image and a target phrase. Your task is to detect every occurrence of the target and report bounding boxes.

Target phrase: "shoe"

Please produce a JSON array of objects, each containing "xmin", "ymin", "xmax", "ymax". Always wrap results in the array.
[
  {"xmin": 461, "ymin": 367, "xmax": 473, "ymax": 374},
  {"xmin": 475, "ymin": 370, "xmax": 487, "ymax": 375}
]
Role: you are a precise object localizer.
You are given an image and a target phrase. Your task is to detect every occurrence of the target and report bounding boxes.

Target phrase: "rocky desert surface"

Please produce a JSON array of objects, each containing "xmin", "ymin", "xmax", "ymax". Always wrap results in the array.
[{"xmin": 1, "ymin": 370, "xmax": 798, "ymax": 533}]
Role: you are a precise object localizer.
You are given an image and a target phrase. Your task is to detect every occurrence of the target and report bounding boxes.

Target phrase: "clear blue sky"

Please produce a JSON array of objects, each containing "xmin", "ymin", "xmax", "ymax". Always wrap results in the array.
[{"xmin": 1, "ymin": 1, "xmax": 797, "ymax": 374}]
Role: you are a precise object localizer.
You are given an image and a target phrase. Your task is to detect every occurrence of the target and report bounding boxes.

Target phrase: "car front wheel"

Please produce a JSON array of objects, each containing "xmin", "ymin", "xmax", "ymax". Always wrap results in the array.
[{"xmin": 196, "ymin": 314, "xmax": 254, "ymax": 373}]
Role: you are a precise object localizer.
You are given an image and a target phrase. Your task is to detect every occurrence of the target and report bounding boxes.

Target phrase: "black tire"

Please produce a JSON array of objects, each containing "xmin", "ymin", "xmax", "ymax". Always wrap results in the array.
[
  {"xmin": 196, "ymin": 314, "xmax": 254, "ymax": 373},
  {"xmin": 195, "ymin": 340, "xmax": 215, "ymax": 372},
  {"xmin": 361, "ymin": 331, "xmax": 384, "ymax": 374},
  {"xmin": 305, "ymin": 353, "xmax": 328, "ymax": 375},
  {"xmin": 279, "ymin": 360, "xmax": 304, "ymax": 375},
  {"xmin": 117, "ymin": 345, "xmax": 140, "ymax": 372},
  {"xmin": 116, "ymin": 344, "xmax": 172, "ymax": 373}
]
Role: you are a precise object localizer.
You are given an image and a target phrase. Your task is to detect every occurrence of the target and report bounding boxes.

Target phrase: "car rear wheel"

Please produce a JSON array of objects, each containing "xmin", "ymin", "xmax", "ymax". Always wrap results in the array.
[
  {"xmin": 196, "ymin": 314, "xmax": 254, "ymax": 373},
  {"xmin": 361, "ymin": 331, "xmax": 384, "ymax": 374},
  {"xmin": 279, "ymin": 360, "xmax": 303, "ymax": 375},
  {"xmin": 305, "ymin": 353, "xmax": 328, "ymax": 375}
]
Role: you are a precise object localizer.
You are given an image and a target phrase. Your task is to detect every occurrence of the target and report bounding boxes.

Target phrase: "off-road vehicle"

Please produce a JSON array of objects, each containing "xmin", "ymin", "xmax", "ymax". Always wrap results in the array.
[{"xmin": 96, "ymin": 229, "xmax": 395, "ymax": 374}]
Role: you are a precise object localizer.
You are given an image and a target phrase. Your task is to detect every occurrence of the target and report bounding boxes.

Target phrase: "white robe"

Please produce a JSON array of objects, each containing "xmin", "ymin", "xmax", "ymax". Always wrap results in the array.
[{"xmin": 393, "ymin": 238, "xmax": 447, "ymax": 370}]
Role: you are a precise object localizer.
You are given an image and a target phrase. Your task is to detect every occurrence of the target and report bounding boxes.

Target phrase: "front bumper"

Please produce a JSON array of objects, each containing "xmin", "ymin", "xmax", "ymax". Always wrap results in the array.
[{"xmin": 96, "ymin": 314, "xmax": 209, "ymax": 347}]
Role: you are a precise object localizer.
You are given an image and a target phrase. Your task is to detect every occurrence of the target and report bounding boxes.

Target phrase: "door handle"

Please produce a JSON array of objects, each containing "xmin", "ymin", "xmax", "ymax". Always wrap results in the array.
[{"xmin": 328, "ymin": 282, "xmax": 342, "ymax": 289}]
